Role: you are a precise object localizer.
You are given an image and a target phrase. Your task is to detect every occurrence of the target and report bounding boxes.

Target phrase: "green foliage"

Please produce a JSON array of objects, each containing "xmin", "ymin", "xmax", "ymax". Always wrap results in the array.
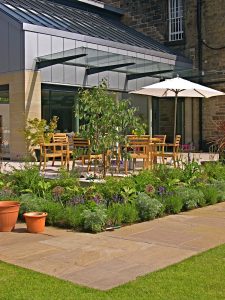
[
  {"xmin": 209, "ymin": 180, "xmax": 225, "ymax": 202},
  {"xmin": 201, "ymin": 185, "xmax": 220, "ymax": 205},
  {"xmin": 76, "ymin": 80, "xmax": 145, "ymax": 176},
  {"xmin": 95, "ymin": 176, "xmax": 136, "ymax": 206},
  {"xmin": 107, "ymin": 202, "xmax": 138, "ymax": 226},
  {"xmin": 82, "ymin": 206, "xmax": 107, "ymax": 233},
  {"xmin": 19, "ymin": 193, "xmax": 85, "ymax": 229},
  {"xmin": 8, "ymin": 164, "xmax": 51, "ymax": 198},
  {"xmin": 133, "ymin": 170, "xmax": 160, "ymax": 192},
  {"xmin": 176, "ymin": 187, "xmax": 205, "ymax": 210},
  {"xmin": 24, "ymin": 116, "xmax": 59, "ymax": 149},
  {"xmin": 121, "ymin": 203, "xmax": 139, "ymax": 224},
  {"xmin": 203, "ymin": 162, "xmax": 225, "ymax": 181},
  {"xmin": 107, "ymin": 203, "xmax": 124, "ymax": 226},
  {"xmin": 181, "ymin": 161, "xmax": 202, "ymax": 184},
  {"xmin": 3, "ymin": 158, "xmax": 225, "ymax": 234},
  {"xmin": 136, "ymin": 192, "xmax": 163, "ymax": 221},
  {"xmin": 164, "ymin": 194, "xmax": 183, "ymax": 214}
]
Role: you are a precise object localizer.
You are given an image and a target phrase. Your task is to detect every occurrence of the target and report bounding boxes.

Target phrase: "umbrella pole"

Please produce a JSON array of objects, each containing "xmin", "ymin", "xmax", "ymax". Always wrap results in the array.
[
  {"xmin": 173, "ymin": 92, "xmax": 178, "ymax": 142},
  {"xmin": 147, "ymin": 96, "xmax": 152, "ymax": 136}
]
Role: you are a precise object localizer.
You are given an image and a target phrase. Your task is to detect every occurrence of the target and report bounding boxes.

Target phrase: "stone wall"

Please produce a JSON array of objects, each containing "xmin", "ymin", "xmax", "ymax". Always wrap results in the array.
[
  {"xmin": 103, "ymin": 0, "xmax": 225, "ymax": 148},
  {"xmin": 103, "ymin": 0, "xmax": 168, "ymax": 42}
]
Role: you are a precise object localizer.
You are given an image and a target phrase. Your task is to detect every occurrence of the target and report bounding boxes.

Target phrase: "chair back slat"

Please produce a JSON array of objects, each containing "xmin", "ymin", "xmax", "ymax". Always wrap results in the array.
[
  {"xmin": 53, "ymin": 133, "xmax": 68, "ymax": 144},
  {"xmin": 174, "ymin": 135, "xmax": 181, "ymax": 146},
  {"xmin": 153, "ymin": 135, "xmax": 166, "ymax": 143},
  {"xmin": 73, "ymin": 137, "xmax": 90, "ymax": 148}
]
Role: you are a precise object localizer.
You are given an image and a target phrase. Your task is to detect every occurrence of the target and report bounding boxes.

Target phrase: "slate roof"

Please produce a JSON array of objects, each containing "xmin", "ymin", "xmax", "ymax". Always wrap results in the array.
[{"xmin": 0, "ymin": 0, "xmax": 176, "ymax": 55}]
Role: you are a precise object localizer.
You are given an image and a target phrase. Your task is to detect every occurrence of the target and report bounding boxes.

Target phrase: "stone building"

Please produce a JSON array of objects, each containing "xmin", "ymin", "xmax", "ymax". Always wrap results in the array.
[
  {"xmin": 102, "ymin": 0, "xmax": 225, "ymax": 150},
  {"xmin": 0, "ymin": 0, "xmax": 191, "ymax": 159}
]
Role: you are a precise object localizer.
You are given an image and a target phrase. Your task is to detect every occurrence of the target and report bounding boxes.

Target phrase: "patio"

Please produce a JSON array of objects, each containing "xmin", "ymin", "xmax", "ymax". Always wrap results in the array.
[
  {"xmin": 1, "ymin": 202, "xmax": 225, "ymax": 290},
  {"xmin": 0, "ymin": 150, "xmax": 219, "ymax": 178}
]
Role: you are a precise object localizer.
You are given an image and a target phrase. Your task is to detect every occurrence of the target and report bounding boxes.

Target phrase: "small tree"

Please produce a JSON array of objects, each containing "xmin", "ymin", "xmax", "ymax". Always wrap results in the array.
[
  {"xmin": 76, "ymin": 81, "xmax": 145, "ymax": 176},
  {"xmin": 24, "ymin": 116, "xmax": 59, "ymax": 152}
]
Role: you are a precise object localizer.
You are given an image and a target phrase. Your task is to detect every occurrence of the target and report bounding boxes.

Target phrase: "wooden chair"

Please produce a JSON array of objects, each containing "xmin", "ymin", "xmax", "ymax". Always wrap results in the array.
[
  {"xmin": 124, "ymin": 135, "xmax": 152, "ymax": 174},
  {"xmin": 52, "ymin": 133, "xmax": 72, "ymax": 169},
  {"xmin": 152, "ymin": 135, "xmax": 167, "ymax": 164},
  {"xmin": 164, "ymin": 135, "xmax": 182, "ymax": 167},
  {"xmin": 72, "ymin": 137, "xmax": 102, "ymax": 172},
  {"xmin": 39, "ymin": 142, "xmax": 64, "ymax": 171}
]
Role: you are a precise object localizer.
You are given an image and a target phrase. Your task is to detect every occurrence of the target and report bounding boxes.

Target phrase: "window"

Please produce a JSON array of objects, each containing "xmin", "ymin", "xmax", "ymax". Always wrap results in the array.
[
  {"xmin": 168, "ymin": 0, "xmax": 184, "ymax": 41},
  {"xmin": 0, "ymin": 85, "xmax": 9, "ymax": 103}
]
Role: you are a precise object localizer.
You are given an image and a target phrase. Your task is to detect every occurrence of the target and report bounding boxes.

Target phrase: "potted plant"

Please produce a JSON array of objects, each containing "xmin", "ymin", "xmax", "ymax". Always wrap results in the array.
[
  {"xmin": 23, "ymin": 212, "xmax": 48, "ymax": 233},
  {"xmin": 0, "ymin": 201, "xmax": 20, "ymax": 232},
  {"xmin": 24, "ymin": 116, "xmax": 59, "ymax": 161}
]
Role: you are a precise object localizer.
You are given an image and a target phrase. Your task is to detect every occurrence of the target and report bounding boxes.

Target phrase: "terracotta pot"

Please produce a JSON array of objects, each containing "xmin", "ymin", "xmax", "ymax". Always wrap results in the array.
[
  {"xmin": 23, "ymin": 212, "xmax": 48, "ymax": 233},
  {"xmin": 0, "ymin": 201, "xmax": 20, "ymax": 232}
]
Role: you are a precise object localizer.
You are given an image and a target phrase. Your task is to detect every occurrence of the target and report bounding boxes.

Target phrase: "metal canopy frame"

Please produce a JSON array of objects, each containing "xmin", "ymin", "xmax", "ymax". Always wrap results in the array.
[
  {"xmin": 36, "ymin": 53, "xmax": 87, "ymax": 69},
  {"xmin": 36, "ymin": 46, "xmax": 192, "ymax": 79}
]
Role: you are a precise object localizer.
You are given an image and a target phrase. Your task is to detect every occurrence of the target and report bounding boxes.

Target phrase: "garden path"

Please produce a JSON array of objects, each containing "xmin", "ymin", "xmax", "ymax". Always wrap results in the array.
[{"xmin": 1, "ymin": 202, "xmax": 225, "ymax": 290}]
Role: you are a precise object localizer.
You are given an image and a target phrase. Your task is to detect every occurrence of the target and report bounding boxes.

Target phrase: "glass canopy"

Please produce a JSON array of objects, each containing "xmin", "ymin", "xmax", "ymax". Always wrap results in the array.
[{"xmin": 36, "ymin": 46, "xmax": 193, "ymax": 80}]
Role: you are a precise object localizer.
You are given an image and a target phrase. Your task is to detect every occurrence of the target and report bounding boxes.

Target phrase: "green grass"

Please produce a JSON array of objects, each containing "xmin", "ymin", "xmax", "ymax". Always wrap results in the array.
[{"xmin": 1, "ymin": 244, "xmax": 225, "ymax": 300}]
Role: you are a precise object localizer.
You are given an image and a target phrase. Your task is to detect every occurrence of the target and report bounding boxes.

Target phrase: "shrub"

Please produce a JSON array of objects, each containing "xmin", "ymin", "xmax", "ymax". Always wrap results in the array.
[
  {"xmin": 19, "ymin": 194, "xmax": 46, "ymax": 216},
  {"xmin": 121, "ymin": 203, "xmax": 139, "ymax": 224},
  {"xmin": 19, "ymin": 193, "xmax": 85, "ymax": 229},
  {"xmin": 203, "ymin": 162, "xmax": 225, "ymax": 181},
  {"xmin": 136, "ymin": 192, "xmax": 163, "ymax": 221},
  {"xmin": 133, "ymin": 170, "xmax": 159, "ymax": 192},
  {"xmin": 164, "ymin": 194, "xmax": 183, "ymax": 214},
  {"xmin": 201, "ymin": 185, "xmax": 220, "ymax": 205},
  {"xmin": 82, "ymin": 206, "xmax": 107, "ymax": 233},
  {"xmin": 209, "ymin": 180, "xmax": 225, "ymax": 202},
  {"xmin": 9, "ymin": 164, "xmax": 47, "ymax": 197},
  {"xmin": 58, "ymin": 205, "xmax": 85, "ymax": 229},
  {"xmin": 176, "ymin": 187, "xmax": 205, "ymax": 210},
  {"xmin": 107, "ymin": 203, "xmax": 123, "ymax": 226},
  {"xmin": 95, "ymin": 176, "xmax": 135, "ymax": 207}
]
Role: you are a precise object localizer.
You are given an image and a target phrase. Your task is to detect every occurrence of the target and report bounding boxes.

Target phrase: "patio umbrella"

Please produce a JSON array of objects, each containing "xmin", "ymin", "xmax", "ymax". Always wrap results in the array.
[{"xmin": 130, "ymin": 76, "xmax": 225, "ymax": 140}]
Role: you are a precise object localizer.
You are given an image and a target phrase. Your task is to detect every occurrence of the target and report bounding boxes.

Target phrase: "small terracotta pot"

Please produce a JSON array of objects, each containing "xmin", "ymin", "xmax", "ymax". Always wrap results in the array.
[
  {"xmin": 0, "ymin": 201, "xmax": 20, "ymax": 232},
  {"xmin": 23, "ymin": 212, "xmax": 48, "ymax": 233}
]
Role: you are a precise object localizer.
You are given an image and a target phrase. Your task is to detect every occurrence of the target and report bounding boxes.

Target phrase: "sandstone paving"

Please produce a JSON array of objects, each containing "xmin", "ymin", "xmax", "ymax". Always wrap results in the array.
[{"xmin": 0, "ymin": 202, "xmax": 225, "ymax": 290}]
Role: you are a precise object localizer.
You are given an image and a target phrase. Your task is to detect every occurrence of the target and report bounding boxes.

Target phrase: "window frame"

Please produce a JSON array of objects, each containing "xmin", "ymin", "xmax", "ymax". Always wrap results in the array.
[
  {"xmin": 0, "ymin": 84, "xmax": 9, "ymax": 104},
  {"xmin": 168, "ymin": 0, "xmax": 184, "ymax": 42}
]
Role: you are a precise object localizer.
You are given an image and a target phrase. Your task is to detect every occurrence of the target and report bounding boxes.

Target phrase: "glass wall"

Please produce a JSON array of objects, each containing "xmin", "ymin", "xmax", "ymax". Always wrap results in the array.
[
  {"xmin": 153, "ymin": 97, "xmax": 184, "ymax": 143},
  {"xmin": 41, "ymin": 85, "xmax": 78, "ymax": 133},
  {"xmin": 0, "ymin": 85, "xmax": 9, "ymax": 103}
]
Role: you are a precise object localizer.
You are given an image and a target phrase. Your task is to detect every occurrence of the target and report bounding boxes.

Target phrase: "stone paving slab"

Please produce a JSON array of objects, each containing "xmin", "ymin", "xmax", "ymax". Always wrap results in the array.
[{"xmin": 0, "ymin": 202, "xmax": 225, "ymax": 290}]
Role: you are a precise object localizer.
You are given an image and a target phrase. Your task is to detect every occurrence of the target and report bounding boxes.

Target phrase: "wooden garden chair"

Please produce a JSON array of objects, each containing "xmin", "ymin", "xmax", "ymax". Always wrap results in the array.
[
  {"xmin": 151, "ymin": 135, "xmax": 167, "ymax": 164},
  {"xmin": 124, "ymin": 135, "xmax": 152, "ymax": 174},
  {"xmin": 72, "ymin": 137, "xmax": 102, "ymax": 172},
  {"xmin": 164, "ymin": 135, "xmax": 182, "ymax": 167},
  {"xmin": 52, "ymin": 133, "xmax": 72, "ymax": 169},
  {"xmin": 39, "ymin": 142, "xmax": 64, "ymax": 171}
]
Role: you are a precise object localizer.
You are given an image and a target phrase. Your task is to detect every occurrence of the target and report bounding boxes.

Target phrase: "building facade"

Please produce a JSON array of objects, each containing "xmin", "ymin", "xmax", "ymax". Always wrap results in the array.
[
  {"xmin": 102, "ymin": 0, "xmax": 225, "ymax": 150},
  {"xmin": 0, "ymin": 0, "xmax": 200, "ymax": 160}
]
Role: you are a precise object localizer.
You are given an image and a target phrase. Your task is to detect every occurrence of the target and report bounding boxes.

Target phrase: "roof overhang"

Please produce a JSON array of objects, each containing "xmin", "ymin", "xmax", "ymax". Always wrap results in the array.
[{"xmin": 36, "ymin": 46, "xmax": 193, "ymax": 80}]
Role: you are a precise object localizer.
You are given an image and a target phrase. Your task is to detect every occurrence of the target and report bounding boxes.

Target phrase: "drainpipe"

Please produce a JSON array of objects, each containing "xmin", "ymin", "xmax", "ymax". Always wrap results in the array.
[{"xmin": 197, "ymin": 0, "xmax": 203, "ymax": 150}]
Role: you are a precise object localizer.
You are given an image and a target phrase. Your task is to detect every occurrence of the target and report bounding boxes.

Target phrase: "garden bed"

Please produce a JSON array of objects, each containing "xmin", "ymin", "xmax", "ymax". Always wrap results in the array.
[{"xmin": 0, "ymin": 161, "xmax": 225, "ymax": 233}]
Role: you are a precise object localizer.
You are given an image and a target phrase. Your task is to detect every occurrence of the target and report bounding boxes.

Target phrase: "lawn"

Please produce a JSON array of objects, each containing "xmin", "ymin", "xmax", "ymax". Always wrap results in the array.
[{"xmin": 1, "ymin": 244, "xmax": 225, "ymax": 300}]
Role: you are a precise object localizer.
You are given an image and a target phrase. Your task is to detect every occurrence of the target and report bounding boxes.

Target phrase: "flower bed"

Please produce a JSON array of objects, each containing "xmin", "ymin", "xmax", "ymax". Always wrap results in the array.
[{"xmin": 1, "ymin": 162, "xmax": 225, "ymax": 233}]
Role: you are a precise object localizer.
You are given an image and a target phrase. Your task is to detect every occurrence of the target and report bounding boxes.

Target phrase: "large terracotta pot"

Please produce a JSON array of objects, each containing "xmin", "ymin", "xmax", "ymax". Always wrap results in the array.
[
  {"xmin": 23, "ymin": 212, "xmax": 48, "ymax": 233},
  {"xmin": 0, "ymin": 201, "xmax": 20, "ymax": 232}
]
